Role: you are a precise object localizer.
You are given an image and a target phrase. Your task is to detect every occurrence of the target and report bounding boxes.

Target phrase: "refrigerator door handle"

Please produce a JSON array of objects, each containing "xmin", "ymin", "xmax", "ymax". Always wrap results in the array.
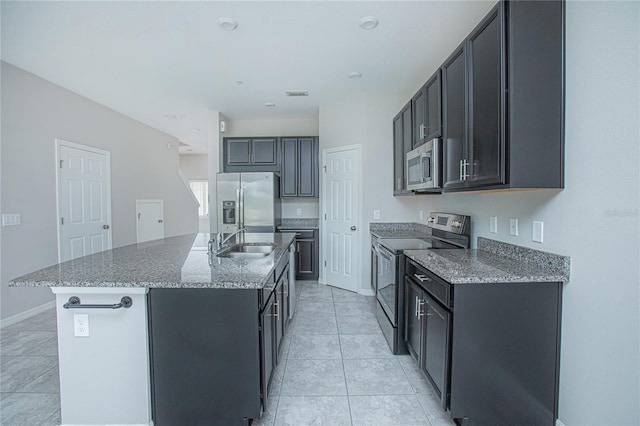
[{"xmin": 239, "ymin": 188, "xmax": 244, "ymax": 229}]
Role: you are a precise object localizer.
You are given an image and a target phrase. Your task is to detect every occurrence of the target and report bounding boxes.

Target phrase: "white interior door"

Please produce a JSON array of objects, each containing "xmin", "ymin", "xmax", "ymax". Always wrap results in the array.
[
  {"xmin": 136, "ymin": 199, "xmax": 165, "ymax": 243},
  {"xmin": 57, "ymin": 141, "xmax": 112, "ymax": 262},
  {"xmin": 323, "ymin": 146, "xmax": 360, "ymax": 292}
]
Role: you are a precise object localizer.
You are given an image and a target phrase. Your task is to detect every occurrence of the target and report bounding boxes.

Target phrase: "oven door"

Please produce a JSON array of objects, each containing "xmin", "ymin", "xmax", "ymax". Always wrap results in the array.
[{"xmin": 375, "ymin": 244, "xmax": 397, "ymax": 325}]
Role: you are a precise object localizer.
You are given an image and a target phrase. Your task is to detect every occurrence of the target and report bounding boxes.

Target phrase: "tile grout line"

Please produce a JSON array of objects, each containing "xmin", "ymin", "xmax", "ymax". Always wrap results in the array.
[{"xmin": 333, "ymin": 287, "xmax": 354, "ymax": 426}]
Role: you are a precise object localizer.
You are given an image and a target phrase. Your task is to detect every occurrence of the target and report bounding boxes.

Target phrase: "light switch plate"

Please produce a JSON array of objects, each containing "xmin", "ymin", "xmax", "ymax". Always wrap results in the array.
[
  {"xmin": 532, "ymin": 221, "xmax": 544, "ymax": 243},
  {"xmin": 490, "ymin": 216, "xmax": 498, "ymax": 234},
  {"xmin": 373, "ymin": 210, "xmax": 380, "ymax": 220},
  {"xmin": 509, "ymin": 218, "xmax": 519, "ymax": 236}
]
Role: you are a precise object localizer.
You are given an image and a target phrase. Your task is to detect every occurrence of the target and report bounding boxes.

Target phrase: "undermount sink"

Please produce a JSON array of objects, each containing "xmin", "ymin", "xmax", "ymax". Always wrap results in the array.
[{"xmin": 216, "ymin": 244, "xmax": 275, "ymax": 258}]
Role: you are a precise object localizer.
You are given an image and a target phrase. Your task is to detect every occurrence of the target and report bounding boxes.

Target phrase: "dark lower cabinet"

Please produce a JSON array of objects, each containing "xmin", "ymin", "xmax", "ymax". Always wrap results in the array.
[
  {"xmin": 148, "ymin": 250, "xmax": 292, "ymax": 426},
  {"xmin": 291, "ymin": 230, "xmax": 318, "ymax": 280},
  {"xmin": 403, "ymin": 256, "xmax": 562, "ymax": 425},
  {"xmin": 404, "ymin": 276, "xmax": 451, "ymax": 409}
]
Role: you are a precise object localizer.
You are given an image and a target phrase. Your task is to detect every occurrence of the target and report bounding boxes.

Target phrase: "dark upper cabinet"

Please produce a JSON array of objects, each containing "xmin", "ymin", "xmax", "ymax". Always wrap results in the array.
[
  {"xmin": 252, "ymin": 138, "xmax": 278, "ymax": 165},
  {"xmin": 224, "ymin": 137, "xmax": 278, "ymax": 172},
  {"xmin": 280, "ymin": 137, "xmax": 318, "ymax": 198},
  {"xmin": 467, "ymin": 5, "xmax": 505, "ymax": 187},
  {"xmin": 440, "ymin": 1, "xmax": 563, "ymax": 192},
  {"xmin": 412, "ymin": 88, "xmax": 426, "ymax": 148},
  {"xmin": 413, "ymin": 70, "xmax": 443, "ymax": 149},
  {"xmin": 442, "ymin": 44, "xmax": 468, "ymax": 191},
  {"xmin": 425, "ymin": 71, "xmax": 443, "ymax": 141},
  {"xmin": 393, "ymin": 113, "xmax": 404, "ymax": 195},
  {"xmin": 392, "ymin": 102, "xmax": 413, "ymax": 196},
  {"xmin": 225, "ymin": 138, "xmax": 252, "ymax": 165}
]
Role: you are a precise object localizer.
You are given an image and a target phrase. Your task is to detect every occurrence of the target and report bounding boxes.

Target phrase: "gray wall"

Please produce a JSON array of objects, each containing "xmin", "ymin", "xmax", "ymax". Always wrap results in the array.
[
  {"xmin": 319, "ymin": 2, "xmax": 639, "ymax": 424},
  {"xmin": 1, "ymin": 62, "xmax": 199, "ymax": 320}
]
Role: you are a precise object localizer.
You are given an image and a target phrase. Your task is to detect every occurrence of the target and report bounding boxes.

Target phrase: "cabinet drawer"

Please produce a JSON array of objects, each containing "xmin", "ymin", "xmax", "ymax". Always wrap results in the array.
[
  {"xmin": 291, "ymin": 230, "xmax": 314, "ymax": 239},
  {"xmin": 405, "ymin": 258, "xmax": 451, "ymax": 308}
]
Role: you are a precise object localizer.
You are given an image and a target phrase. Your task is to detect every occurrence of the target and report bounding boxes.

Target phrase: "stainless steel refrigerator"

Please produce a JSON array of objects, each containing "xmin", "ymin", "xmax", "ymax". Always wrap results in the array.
[{"xmin": 216, "ymin": 172, "xmax": 281, "ymax": 233}]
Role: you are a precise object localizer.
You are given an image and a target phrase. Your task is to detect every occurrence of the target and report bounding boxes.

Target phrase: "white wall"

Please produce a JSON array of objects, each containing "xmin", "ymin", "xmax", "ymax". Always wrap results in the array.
[
  {"xmin": 224, "ymin": 118, "xmax": 318, "ymax": 138},
  {"xmin": 0, "ymin": 62, "xmax": 199, "ymax": 320},
  {"xmin": 319, "ymin": 2, "xmax": 639, "ymax": 424},
  {"xmin": 179, "ymin": 153, "xmax": 210, "ymax": 232}
]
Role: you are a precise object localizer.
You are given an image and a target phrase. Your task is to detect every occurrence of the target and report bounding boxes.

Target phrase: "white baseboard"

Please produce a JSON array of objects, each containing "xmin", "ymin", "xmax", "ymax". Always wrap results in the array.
[
  {"xmin": 556, "ymin": 419, "xmax": 566, "ymax": 426},
  {"xmin": 358, "ymin": 288, "xmax": 375, "ymax": 297},
  {"xmin": 0, "ymin": 300, "xmax": 56, "ymax": 329}
]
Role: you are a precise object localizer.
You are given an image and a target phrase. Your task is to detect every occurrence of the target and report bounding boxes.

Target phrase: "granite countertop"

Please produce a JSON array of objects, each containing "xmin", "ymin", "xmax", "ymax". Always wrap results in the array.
[
  {"xmin": 10, "ymin": 232, "xmax": 296, "ymax": 290},
  {"xmin": 369, "ymin": 222, "xmax": 431, "ymax": 240},
  {"xmin": 404, "ymin": 237, "xmax": 570, "ymax": 284},
  {"xmin": 278, "ymin": 218, "xmax": 319, "ymax": 230}
]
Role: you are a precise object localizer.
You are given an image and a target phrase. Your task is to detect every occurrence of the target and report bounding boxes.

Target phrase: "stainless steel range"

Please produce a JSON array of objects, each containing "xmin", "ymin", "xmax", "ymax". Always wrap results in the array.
[{"xmin": 372, "ymin": 213, "xmax": 470, "ymax": 353}]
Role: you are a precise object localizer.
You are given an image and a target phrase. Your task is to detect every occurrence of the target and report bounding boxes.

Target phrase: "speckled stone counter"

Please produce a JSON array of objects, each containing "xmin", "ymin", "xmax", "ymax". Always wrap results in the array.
[
  {"xmin": 10, "ymin": 232, "xmax": 296, "ymax": 289},
  {"xmin": 404, "ymin": 237, "xmax": 570, "ymax": 284},
  {"xmin": 369, "ymin": 222, "xmax": 431, "ymax": 239},
  {"xmin": 278, "ymin": 218, "xmax": 319, "ymax": 230}
]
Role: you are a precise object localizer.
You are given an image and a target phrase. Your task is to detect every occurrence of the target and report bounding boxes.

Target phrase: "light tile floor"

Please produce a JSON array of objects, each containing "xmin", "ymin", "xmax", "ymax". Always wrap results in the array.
[
  {"xmin": 0, "ymin": 281, "xmax": 455, "ymax": 426},
  {"xmin": 255, "ymin": 280, "xmax": 456, "ymax": 426}
]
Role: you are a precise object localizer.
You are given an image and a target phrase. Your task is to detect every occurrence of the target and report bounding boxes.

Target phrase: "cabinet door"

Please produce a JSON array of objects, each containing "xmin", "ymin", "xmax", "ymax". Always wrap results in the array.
[
  {"xmin": 404, "ymin": 279, "xmax": 422, "ymax": 362},
  {"xmin": 422, "ymin": 295, "xmax": 451, "ymax": 408},
  {"xmin": 393, "ymin": 113, "xmax": 404, "ymax": 195},
  {"xmin": 297, "ymin": 138, "xmax": 316, "ymax": 197},
  {"xmin": 468, "ymin": 5, "xmax": 505, "ymax": 187},
  {"xmin": 401, "ymin": 102, "xmax": 413, "ymax": 193},
  {"xmin": 281, "ymin": 138, "xmax": 298, "ymax": 197},
  {"xmin": 252, "ymin": 138, "xmax": 278, "ymax": 165},
  {"xmin": 425, "ymin": 70, "xmax": 442, "ymax": 140},
  {"xmin": 412, "ymin": 87, "xmax": 426, "ymax": 148},
  {"xmin": 260, "ymin": 295, "xmax": 275, "ymax": 403},
  {"xmin": 296, "ymin": 239, "xmax": 314, "ymax": 277},
  {"xmin": 226, "ymin": 138, "xmax": 251, "ymax": 166},
  {"xmin": 442, "ymin": 44, "xmax": 468, "ymax": 190}
]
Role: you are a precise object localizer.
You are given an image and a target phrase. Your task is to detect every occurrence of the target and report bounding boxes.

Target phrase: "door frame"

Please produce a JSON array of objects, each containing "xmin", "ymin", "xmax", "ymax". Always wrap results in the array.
[
  {"xmin": 320, "ymin": 144, "xmax": 363, "ymax": 293},
  {"xmin": 55, "ymin": 139, "xmax": 112, "ymax": 263},
  {"xmin": 136, "ymin": 199, "xmax": 165, "ymax": 243}
]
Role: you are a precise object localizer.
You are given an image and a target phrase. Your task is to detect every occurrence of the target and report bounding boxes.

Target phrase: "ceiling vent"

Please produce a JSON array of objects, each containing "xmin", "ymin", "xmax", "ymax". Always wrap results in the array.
[
  {"xmin": 285, "ymin": 90, "xmax": 309, "ymax": 97},
  {"xmin": 179, "ymin": 141, "xmax": 189, "ymax": 147}
]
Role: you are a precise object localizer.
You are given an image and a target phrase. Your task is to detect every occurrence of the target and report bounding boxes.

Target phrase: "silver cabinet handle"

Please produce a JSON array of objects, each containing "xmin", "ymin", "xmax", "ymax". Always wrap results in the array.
[
  {"xmin": 462, "ymin": 159, "xmax": 470, "ymax": 181},
  {"xmin": 413, "ymin": 273, "xmax": 431, "ymax": 283},
  {"xmin": 415, "ymin": 296, "xmax": 419, "ymax": 318},
  {"xmin": 417, "ymin": 299, "xmax": 426, "ymax": 319}
]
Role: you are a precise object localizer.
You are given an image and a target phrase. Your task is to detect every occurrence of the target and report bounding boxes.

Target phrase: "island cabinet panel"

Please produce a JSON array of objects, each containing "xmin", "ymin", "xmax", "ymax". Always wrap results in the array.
[{"xmin": 148, "ymin": 289, "xmax": 262, "ymax": 426}]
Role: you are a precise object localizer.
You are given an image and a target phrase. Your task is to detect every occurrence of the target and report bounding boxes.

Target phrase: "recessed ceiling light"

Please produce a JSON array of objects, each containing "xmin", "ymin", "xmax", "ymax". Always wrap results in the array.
[
  {"xmin": 218, "ymin": 17, "xmax": 238, "ymax": 31},
  {"xmin": 359, "ymin": 16, "xmax": 379, "ymax": 30},
  {"xmin": 192, "ymin": 128, "xmax": 200, "ymax": 133},
  {"xmin": 264, "ymin": 102, "xmax": 276, "ymax": 107},
  {"xmin": 349, "ymin": 72, "xmax": 362, "ymax": 79}
]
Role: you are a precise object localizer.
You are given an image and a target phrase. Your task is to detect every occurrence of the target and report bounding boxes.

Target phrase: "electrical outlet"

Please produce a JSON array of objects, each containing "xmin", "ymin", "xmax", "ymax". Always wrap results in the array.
[
  {"xmin": 2, "ymin": 213, "xmax": 21, "ymax": 226},
  {"xmin": 74, "ymin": 314, "xmax": 89, "ymax": 337},
  {"xmin": 532, "ymin": 221, "xmax": 544, "ymax": 243},
  {"xmin": 296, "ymin": 208, "xmax": 302, "ymax": 216},
  {"xmin": 490, "ymin": 216, "xmax": 498, "ymax": 233},
  {"xmin": 373, "ymin": 210, "xmax": 380, "ymax": 220},
  {"xmin": 509, "ymin": 218, "xmax": 519, "ymax": 236}
]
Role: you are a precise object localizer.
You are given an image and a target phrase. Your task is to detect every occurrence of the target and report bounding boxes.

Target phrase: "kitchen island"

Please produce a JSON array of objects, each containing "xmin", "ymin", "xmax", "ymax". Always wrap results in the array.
[{"xmin": 10, "ymin": 232, "xmax": 296, "ymax": 426}]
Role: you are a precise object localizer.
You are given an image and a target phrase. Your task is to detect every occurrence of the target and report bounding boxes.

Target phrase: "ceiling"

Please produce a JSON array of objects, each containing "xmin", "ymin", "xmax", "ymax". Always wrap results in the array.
[{"xmin": 1, "ymin": 1, "xmax": 495, "ymax": 153}]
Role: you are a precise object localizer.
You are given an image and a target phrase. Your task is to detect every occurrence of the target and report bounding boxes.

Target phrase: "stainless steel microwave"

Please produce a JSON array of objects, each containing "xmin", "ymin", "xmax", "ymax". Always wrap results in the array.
[{"xmin": 406, "ymin": 138, "xmax": 441, "ymax": 191}]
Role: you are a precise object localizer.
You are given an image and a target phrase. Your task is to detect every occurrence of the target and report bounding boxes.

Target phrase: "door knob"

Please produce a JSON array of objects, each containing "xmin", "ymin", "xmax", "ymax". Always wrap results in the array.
[
  {"xmin": 103, "ymin": 224, "xmax": 110, "ymax": 230},
  {"xmin": 158, "ymin": 220, "xmax": 163, "ymax": 223},
  {"xmin": 351, "ymin": 226, "xmax": 357, "ymax": 231}
]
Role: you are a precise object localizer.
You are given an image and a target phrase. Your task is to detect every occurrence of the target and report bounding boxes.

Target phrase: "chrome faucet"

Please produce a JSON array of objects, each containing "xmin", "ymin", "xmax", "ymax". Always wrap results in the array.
[{"xmin": 216, "ymin": 228, "xmax": 247, "ymax": 250}]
